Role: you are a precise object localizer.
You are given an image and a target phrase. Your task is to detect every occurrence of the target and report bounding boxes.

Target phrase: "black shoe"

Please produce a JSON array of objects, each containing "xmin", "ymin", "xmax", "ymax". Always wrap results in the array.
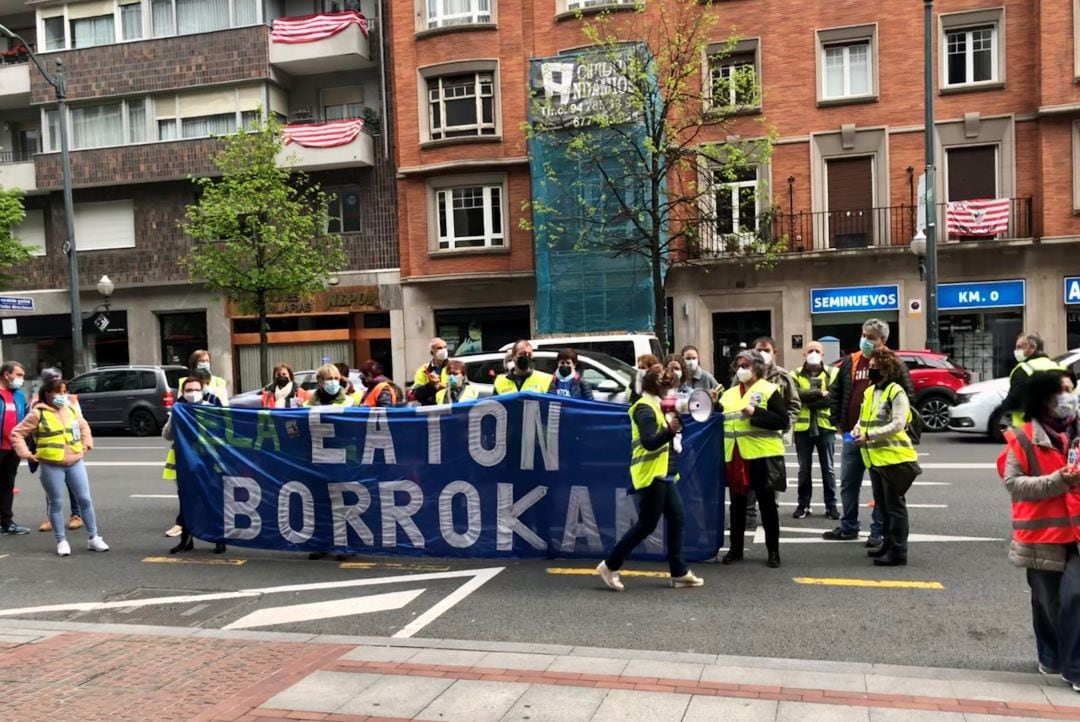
[
  {"xmin": 873, "ymin": 552, "xmax": 907, "ymax": 567},
  {"xmin": 867, "ymin": 543, "xmax": 893, "ymax": 558},
  {"xmin": 825, "ymin": 508, "xmax": 841, "ymax": 520},
  {"xmin": 822, "ymin": 528, "xmax": 859, "ymax": 541},
  {"xmin": 866, "ymin": 536, "xmax": 884, "ymax": 549},
  {"xmin": 721, "ymin": 552, "xmax": 743, "ymax": 565},
  {"xmin": 792, "ymin": 506, "xmax": 810, "ymax": 519},
  {"xmin": 308, "ymin": 552, "xmax": 328, "ymax": 560},
  {"xmin": 213, "ymin": 542, "xmax": 226, "ymax": 555},
  {"xmin": 767, "ymin": 550, "xmax": 781, "ymax": 568},
  {"xmin": 0, "ymin": 523, "xmax": 29, "ymax": 535},
  {"xmin": 169, "ymin": 533, "xmax": 194, "ymax": 555}
]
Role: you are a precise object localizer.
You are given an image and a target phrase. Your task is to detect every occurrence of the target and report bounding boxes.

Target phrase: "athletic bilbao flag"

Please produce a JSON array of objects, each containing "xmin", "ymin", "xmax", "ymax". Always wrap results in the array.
[
  {"xmin": 282, "ymin": 119, "xmax": 365, "ymax": 148},
  {"xmin": 946, "ymin": 198, "xmax": 1010, "ymax": 237},
  {"xmin": 270, "ymin": 11, "xmax": 368, "ymax": 44}
]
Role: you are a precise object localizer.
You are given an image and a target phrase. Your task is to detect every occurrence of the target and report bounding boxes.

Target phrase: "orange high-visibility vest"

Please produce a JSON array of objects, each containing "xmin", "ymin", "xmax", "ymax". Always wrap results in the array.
[{"xmin": 363, "ymin": 381, "xmax": 398, "ymax": 408}]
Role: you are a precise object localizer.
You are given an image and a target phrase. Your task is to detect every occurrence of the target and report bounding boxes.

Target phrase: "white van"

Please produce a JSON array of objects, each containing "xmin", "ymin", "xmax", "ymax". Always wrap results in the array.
[{"xmin": 499, "ymin": 333, "xmax": 664, "ymax": 366}]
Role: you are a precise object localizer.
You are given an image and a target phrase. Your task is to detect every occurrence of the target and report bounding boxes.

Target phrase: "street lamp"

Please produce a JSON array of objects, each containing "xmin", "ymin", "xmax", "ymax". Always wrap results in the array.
[
  {"xmin": 922, "ymin": 0, "xmax": 940, "ymax": 352},
  {"xmin": 0, "ymin": 24, "xmax": 83, "ymax": 374}
]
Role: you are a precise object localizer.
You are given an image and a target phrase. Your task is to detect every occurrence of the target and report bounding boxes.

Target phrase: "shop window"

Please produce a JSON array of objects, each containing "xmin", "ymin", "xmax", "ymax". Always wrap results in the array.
[
  {"xmin": 159, "ymin": 311, "xmax": 208, "ymax": 367},
  {"xmin": 435, "ymin": 305, "xmax": 530, "ymax": 355}
]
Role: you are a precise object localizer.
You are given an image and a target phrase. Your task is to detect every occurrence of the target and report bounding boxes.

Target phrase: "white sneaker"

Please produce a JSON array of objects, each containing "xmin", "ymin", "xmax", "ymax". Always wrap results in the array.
[
  {"xmin": 56, "ymin": 540, "xmax": 71, "ymax": 557},
  {"xmin": 87, "ymin": 536, "xmax": 110, "ymax": 552},
  {"xmin": 164, "ymin": 524, "xmax": 182, "ymax": 538},
  {"xmin": 596, "ymin": 561, "xmax": 624, "ymax": 592},
  {"xmin": 671, "ymin": 571, "xmax": 704, "ymax": 589}
]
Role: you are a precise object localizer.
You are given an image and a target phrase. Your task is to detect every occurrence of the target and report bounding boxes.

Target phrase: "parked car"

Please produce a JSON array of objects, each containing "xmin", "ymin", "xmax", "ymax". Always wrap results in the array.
[
  {"xmin": 65, "ymin": 365, "xmax": 187, "ymax": 436},
  {"xmin": 461, "ymin": 350, "xmax": 634, "ymax": 402},
  {"xmin": 497, "ymin": 333, "xmax": 663, "ymax": 367},
  {"xmin": 231, "ymin": 368, "xmax": 365, "ymax": 408},
  {"xmin": 950, "ymin": 349, "xmax": 1080, "ymax": 441}
]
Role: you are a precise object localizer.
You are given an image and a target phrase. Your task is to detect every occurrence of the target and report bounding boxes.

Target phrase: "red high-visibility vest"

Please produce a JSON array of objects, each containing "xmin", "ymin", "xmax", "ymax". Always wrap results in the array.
[{"xmin": 997, "ymin": 423, "xmax": 1080, "ymax": 545}]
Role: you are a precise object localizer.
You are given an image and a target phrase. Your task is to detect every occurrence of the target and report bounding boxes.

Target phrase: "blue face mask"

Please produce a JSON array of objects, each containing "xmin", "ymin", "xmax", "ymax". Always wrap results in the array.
[
  {"xmin": 323, "ymin": 380, "xmax": 341, "ymax": 396},
  {"xmin": 196, "ymin": 362, "xmax": 211, "ymax": 372},
  {"xmin": 859, "ymin": 337, "xmax": 876, "ymax": 356},
  {"xmin": 51, "ymin": 394, "xmax": 68, "ymax": 408}
]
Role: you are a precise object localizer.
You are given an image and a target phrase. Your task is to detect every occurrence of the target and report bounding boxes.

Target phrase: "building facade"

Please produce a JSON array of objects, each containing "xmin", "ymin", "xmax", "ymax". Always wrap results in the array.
[
  {"xmin": 0, "ymin": 0, "xmax": 402, "ymax": 392},
  {"xmin": 389, "ymin": 0, "xmax": 1080, "ymax": 384}
]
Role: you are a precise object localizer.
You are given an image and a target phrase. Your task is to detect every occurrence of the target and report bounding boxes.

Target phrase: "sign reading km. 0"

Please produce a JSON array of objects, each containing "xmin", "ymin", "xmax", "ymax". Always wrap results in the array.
[{"xmin": 938, "ymin": 280, "xmax": 1025, "ymax": 311}]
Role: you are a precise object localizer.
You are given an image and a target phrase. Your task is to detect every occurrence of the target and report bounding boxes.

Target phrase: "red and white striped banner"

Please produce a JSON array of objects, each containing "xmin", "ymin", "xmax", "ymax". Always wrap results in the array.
[
  {"xmin": 946, "ymin": 198, "xmax": 1011, "ymax": 237},
  {"xmin": 282, "ymin": 119, "xmax": 365, "ymax": 148},
  {"xmin": 270, "ymin": 11, "xmax": 368, "ymax": 44}
]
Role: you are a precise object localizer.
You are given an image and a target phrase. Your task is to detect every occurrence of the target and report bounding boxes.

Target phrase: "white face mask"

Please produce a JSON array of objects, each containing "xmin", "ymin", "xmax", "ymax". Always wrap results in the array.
[
  {"xmin": 183, "ymin": 390, "xmax": 203, "ymax": 404},
  {"xmin": 196, "ymin": 361, "xmax": 211, "ymax": 372},
  {"xmin": 434, "ymin": 348, "xmax": 448, "ymax": 362},
  {"xmin": 759, "ymin": 351, "xmax": 773, "ymax": 366},
  {"xmin": 1055, "ymin": 393, "xmax": 1078, "ymax": 420},
  {"xmin": 736, "ymin": 367, "xmax": 753, "ymax": 384},
  {"xmin": 9, "ymin": 377, "xmax": 23, "ymax": 390},
  {"xmin": 806, "ymin": 352, "xmax": 822, "ymax": 366},
  {"xmin": 672, "ymin": 368, "xmax": 682, "ymax": 380},
  {"xmin": 684, "ymin": 358, "xmax": 698, "ymax": 372},
  {"xmin": 1014, "ymin": 348, "xmax": 1028, "ymax": 364}
]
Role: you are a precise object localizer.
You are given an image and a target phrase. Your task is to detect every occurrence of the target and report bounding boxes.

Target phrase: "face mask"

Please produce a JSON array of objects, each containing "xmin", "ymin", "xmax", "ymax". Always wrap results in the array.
[
  {"xmin": 806, "ymin": 352, "xmax": 822, "ymax": 366},
  {"xmin": 1055, "ymin": 393, "xmax": 1078, "ymax": 420},
  {"xmin": 685, "ymin": 358, "xmax": 699, "ymax": 372},
  {"xmin": 449, "ymin": 374, "xmax": 462, "ymax": 388},
  {"xmin": 196, "ymin": 361, "xmax": 211, "ymax": 372},
  {"xmin": 1014, "ymin": 349, "xmax": 1028, "ymax": 364},
  {"xmin": 759, "ymin": 351, "xmax": 773, "ymax": 366},
  {"xmin": 672, "ymin": 368, "xmax": 683, "ymax": 380},
  {"xmin": 557, "ymin": 366, "xmax": 573, "ymax": 379},
  {"xmin": 736, "ymin": 367, "xmax": 753, "ymax": 384},
  {"xmin": 275, "ymin": 376, "xmax": 290, "ymax": 388},
  {"xmin": 9, "ymin": 377, "xmax": 23, "ymax": 390},
  {"xmin": 323, "ymin": 380, "xmax": 341, "ymax": 396},
  {"xmin": 515, "ymin": 355, "xmax": 532, "ymax": 371},
  {"xmin": 868, "ymin": 368, "xmax": 883, "ymax": 384},
  {"xmin": 859, "ymin": 337, "xmax": 876, "ymax": 356},
  {"xmin": 51, "ymin": 394, "xmax": 68, "ymax": 408},
  {"xmin": 434, "ymin": 348, "xmax": 448, "ymax": 362},
  {"xmin": 183, "ymin": 390, "xmax": 203, "ymax": 404},
  {"xmin": 634, "ymin": 368, "xmax": 645, "ymax": 394}
]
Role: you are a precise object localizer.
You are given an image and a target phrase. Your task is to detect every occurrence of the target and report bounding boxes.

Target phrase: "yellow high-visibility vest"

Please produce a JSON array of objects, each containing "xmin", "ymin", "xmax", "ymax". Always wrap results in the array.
[
  {"xmin": 1009, "ymin": 357, "xmax": 1066, "ymax": 428},
  {"xmin": 629, "ymin": 395, "xmax": 670, "ymax": 491},
  {"xmin": 35, "ymin": 405, "xmax": 83, "ymax": 463},
  {"xmin": 436, "ymin": 385, "xmax": 478, "ymax": 404},
  {"xmin": 720, "ymin": 379, "xmax": 784, "ymax": 461},
  {"xmin": 792, "ymin": 366, "xmax": 838, "ymax": 433},
  {"xmin": 493, "ymin": 371, "xmax": 554, "ymax": 395},
  {"xmin": 859, "ymin": 382, "xmax": 918, "ymax": 468}
]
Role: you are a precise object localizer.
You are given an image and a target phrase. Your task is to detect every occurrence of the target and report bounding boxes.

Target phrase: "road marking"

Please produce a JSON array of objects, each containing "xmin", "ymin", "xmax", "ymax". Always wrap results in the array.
[
  {"xmin": 794, "ymin": 577, "xmax": 945, "ymax": 590},
  {"xmin": 0, "ymin": 566, "xmax": 505, "ymax": 639},
  {"xmin": 919, "ymin": 463, "xmax": 996, "ymax": 470},
  {"xmin": 777, "ymin": 502, "xmax": 948, "ymax": 509},
  {"xmin": 180, "ymin": 603, "xmax": 210, "ymax": 617},
  {"xmin": 130, "ymin": 494, "xmax": 176, "ymax": 499},
  {"xmin": 142, "ymin": 556, "xmax": 247, "ymax": 566},
  {"xmin": 758, "ymin": 526, "xmax": 1003, "ymax": 544},
  {"xmin": 83, "ymin": 462, "xmax": 162, "ymax": 467},
  {"xmin": 787, "ymin": 478, "xmax": 950, "ymax": 486},
  {"xmin": 340, "ymin": 561, "xmax": 451, "ymax": 572},
  {"xmin": 91, "ymin": 446, "xmax": 169, "ymax": 450},
  {"xmin": 224, "ymin": 589, "xmax": 426, "ymax": 630},
  {"xmin": 546, "ymin": 568, "xmax": 670, "ymax": 579}
]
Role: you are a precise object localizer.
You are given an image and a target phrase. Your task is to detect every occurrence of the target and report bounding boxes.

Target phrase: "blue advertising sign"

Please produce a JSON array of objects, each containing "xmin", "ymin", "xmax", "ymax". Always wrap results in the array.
[
  {"xmin": 172, "ymin": 394, "xmax": 726, "ymax": 561},
  {"xmin": 810, "ymin": 285, "xmax": 899, "ymax": 314},
  {"xmin": 1065, "ymin": 277, "xmax": 1080, "ymax": 305},
  {"xmin": 938, "ymin": 280, "xmax": 1025, "ymax": 311},
  {"xmin": 0, "ymin": 296, "xmax": 33, "ymax": 312}
]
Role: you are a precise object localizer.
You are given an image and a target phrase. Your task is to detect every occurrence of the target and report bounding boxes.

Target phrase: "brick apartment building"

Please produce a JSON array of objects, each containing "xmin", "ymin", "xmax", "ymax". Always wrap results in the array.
[
  {"xmin": 0, "ymin": 0, "xmax": 401, "ymax": 394},
  {"xmin": 390, "ymin": 0, "xmax": 1080, "ymax": 386}
]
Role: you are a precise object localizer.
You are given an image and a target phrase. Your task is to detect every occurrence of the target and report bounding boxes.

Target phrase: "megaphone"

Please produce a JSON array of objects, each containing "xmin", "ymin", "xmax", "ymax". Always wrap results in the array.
[{"xmin": 660, "ymin": 389, "xmax": 714, "ymax": 423}]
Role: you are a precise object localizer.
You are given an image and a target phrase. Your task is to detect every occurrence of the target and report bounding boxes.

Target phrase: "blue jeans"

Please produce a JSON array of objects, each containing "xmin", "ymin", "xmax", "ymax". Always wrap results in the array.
[
  {"xmin": 795, "ymin": 430, "xmax": 837, "ymax": 510},
  {"xmin": 1027, "ymin": 545, "xmax": 1080, "ymax": 682},
  {"xmin": 839, "ymin": 439, "xmax": 882, "ymax": 537},
  {"xmin": 39, "ymin": 461, "xmax": 98, "ymax": 543}
]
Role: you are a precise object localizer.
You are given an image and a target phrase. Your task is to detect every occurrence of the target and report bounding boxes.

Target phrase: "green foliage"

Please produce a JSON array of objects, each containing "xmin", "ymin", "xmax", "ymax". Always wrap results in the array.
[{"xmin": 0, "ymin": 187, "xmax": 32, "ymax": 289}]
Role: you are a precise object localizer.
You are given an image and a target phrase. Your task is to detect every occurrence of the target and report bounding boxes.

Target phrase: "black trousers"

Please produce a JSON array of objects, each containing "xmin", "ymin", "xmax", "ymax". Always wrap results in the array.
[
  {"xmin": 869, "ymin": 468, "xmax": 909, "ymax": 555},
  {"xmin": 0, "ymin": 450, "xmax": 19, "ymax": 527},
  {"xmin": 728, "ymin": 462, "xmax": 780, "ymax": 556},
  {"xmin": 606, "ymin": 478, "xmax": 687, "ymax": 577},
  {"xmin": 1028, "ymin": 546, "xmax": 1080, "ymax": 681}
]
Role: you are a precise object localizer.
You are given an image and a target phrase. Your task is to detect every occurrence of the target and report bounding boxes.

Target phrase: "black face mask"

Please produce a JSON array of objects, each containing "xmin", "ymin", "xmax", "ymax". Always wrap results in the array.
[
  {"xmin": 275, "ymin": 377, "xmax": 290, "ymax": 388},
  {"xmin": 868, "ymin": 368, "xmax": 883, "ymax": 384},
  {"xmin": 515, "ymin": 355, "xmax": 532, "ymax": 371}
]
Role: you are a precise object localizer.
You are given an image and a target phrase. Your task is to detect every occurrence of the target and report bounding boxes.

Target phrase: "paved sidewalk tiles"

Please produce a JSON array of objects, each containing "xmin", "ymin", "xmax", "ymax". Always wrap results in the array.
[{"xmin": 0, "ymin": 623, "xmax": 1078, "ymax": 721}]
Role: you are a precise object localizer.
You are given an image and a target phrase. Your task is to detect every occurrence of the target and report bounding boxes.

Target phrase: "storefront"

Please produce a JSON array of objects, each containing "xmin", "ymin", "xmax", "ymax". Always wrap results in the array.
[
  {"xmin": 435, "ymin": 306, "xmax": 531, "ymax": 356},
  {"xmin": 1065, "ymin": 276, "xmax": 1080, "ymax": 351},
  {"xmin": 159, "ymin": 311, "xmax": 209, "ymax": 367},
  {"xmin": 0, "ymin": 310, "xmax": 129, "ymax": 380},
  {"xmin": 229, "ymin": 287, "xmax": 393, "ymax": 392},
  {"xmin": 938, "ymin": 279, "xmax": 1024, "ymax": 381},
  {"xmin": 809, "ymin": 284, "xmax": 901, "ymax": 352}
]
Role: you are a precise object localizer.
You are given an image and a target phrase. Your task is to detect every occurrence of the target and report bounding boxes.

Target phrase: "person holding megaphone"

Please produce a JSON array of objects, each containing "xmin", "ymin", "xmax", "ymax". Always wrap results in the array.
[{"xmin": 716, "ymin": 350, "xmax": 789, "ymax": 568}]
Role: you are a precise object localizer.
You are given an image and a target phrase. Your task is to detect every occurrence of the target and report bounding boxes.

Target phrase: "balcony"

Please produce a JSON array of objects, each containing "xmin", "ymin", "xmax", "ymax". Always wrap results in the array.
[
  {"xmin": 35, "ymin": 138, "xmax": 224, "ymax": 190},
  {"xmin": 0, "ymin": 150, "xmax": 35, "ymax": 192},
  {"xmin": 278, "ymin": 119, "xmax": 374, "ymax": 171},
  {"xmin": 343, "ymin": 231, "xmax": 398, "ymax": 271},
  {"xmin": 269, "ymin": 12, "xmax": 372, "ymax": 75},
  {"xmin": 0, "ymin": 57, "xmax": 30, "ymax": 109},
  {"xmin": 694, "ymin": 197, "xmax": 1034, "ymax": 258}
]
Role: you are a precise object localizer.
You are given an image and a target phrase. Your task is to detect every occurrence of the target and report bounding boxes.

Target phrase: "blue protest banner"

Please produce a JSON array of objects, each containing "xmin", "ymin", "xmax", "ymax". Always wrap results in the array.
[{"xmin": 172, "ymin": 393, "xmax": 725, "ymax": 561}]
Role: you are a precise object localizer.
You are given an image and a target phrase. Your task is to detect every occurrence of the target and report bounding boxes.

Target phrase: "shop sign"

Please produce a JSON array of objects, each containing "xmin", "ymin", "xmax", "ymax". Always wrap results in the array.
[
  {"xmin": 810, "ymin": 284, "xmax": 899, "ymax": 314},
  {"xmin": 324, "ymin": 289, "xmax": 379, "ymax": 312},
  {"xmin": 938, "ymin": 280, "xmax": 1025, "ymax": 311},
  {"xmin": 0, "ymin": 296, "xmax": 33, "ymax": 312},
  {"xmin": 229, "ymin": 288, "xmax": 380, "ymax": 317},
  {"xmin": 1064, "ymin": 277, "xmax": 1080, "ymax": 305}
]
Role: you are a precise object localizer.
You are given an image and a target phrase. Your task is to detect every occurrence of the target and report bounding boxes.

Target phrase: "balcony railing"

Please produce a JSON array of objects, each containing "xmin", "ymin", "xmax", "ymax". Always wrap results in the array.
[
  {"xmin": 0, "ymin": 149, "xmax": 35, "ymax": 165},
  {"xmin": 695, "ymin": 197, "xmax": 1034, "ymax": 258}
]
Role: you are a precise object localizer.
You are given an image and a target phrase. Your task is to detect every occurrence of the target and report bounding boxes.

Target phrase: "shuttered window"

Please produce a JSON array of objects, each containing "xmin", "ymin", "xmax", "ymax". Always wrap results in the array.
[{"xmin": 946, "ymin": 145, "xmax": 997, "ymax": 201}]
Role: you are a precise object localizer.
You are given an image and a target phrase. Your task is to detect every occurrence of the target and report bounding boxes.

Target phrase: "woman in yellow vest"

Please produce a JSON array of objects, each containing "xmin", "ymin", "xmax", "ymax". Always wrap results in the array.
[
  {"xmin": 304, "ymin": 364, "xmax": 357, "ymax": 407},
  {"xmin": 853, "ymin": 349, "xmax": 921, "ymax": 567},
  {"xmin": 10, "ymin": 378, "xmax": 109, "ymax": 557},
  {"xmin": 596, "ymin": 364, "xmax": 704, "ymax": 591},
  {"xmin": 435, "ymin": 360, "xmax": 478, "ymax": 404},
  {"xmin": 718, "ymin": 350, "xmax": 788, "ymax": 568},
  {"xmin": 182, "ymin": 350, "xmax": 229, "ymax": 406}
]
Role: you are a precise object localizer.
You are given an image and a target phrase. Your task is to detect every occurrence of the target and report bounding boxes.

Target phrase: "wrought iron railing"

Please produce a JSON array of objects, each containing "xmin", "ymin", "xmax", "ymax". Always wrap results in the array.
[{"xmin": 0, "ymin": 149, "xmax": 35, "ymax": 165}]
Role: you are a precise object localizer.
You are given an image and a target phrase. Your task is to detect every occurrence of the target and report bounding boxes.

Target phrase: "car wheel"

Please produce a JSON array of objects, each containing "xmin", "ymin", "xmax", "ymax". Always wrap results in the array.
[
  {"xmin": 918, "ymin": 396, "xmax": 952, "ymax": 433},
  {"xmin": 989, "ymin": 406, "xmax": 1009, "ymax": 443},
  {"xmin": 129, "ymin": 409, "xmax": 157, "ymax": 437}
]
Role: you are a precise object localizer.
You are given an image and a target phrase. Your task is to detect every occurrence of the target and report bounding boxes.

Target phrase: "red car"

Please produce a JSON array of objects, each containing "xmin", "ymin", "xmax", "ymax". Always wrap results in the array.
[{"xmin": 834, "ymin": 350, "xmax": 970, "ymax": 433}]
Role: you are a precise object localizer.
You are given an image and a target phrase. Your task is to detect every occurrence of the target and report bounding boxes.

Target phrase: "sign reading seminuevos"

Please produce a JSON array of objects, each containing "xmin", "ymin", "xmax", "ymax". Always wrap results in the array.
[
  {"xmin": 810, "ymin": 285, "xmax": 900, "ymax": 314},
  {"xmin": 529, "ymin": 44, "xmax": 647, "ymax": 130},
  {"xmin": 171, "ymin": 395, "xmax": 724, "ymax": 560}
]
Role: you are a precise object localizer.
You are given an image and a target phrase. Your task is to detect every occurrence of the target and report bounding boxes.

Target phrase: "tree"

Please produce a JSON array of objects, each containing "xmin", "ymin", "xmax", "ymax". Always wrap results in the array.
[
  {"xmin": 182, "ymin": 115, "xmax": 346, "ymax": 387},
  {"xmin": 0, "ymin": 187, "xmax": 33, "ymax": 289},
  {"xmin": 524, "ymin": 0, "xmax": 778, "ymax": 349}
]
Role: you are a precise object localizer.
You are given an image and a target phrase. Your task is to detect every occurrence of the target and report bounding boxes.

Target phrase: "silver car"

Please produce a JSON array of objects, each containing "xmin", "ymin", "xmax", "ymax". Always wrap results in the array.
[
  {"xmin": 459, "ymin": 350, "xmax": 633, "ymax": 403},
  {"xmin": 230, "ymin": 369, "xmax": 365, "ymax": 408}
]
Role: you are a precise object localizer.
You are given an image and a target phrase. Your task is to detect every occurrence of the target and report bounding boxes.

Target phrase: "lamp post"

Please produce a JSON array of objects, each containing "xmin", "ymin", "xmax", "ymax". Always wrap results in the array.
[
  {"xmin": 0, "ymin": 25, "xmax": 83, "ymax": 374},
  {"xmin": 922, "ymin": 0, "xmax": 941, "ymax": 352}
]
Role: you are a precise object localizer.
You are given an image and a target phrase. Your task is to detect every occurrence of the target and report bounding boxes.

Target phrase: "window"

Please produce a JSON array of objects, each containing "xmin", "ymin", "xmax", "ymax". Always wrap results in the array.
[
  {"xmin": 150, "ymin": 0, "xmax": 256, "ymax": 37},
  {"xmin": 327, "ymin": 190, "xmax": 361, "ymax": 233},
  {"xmin": 71, "ymin": 103, "xmax": 124, "ymax": 149},
  {"xmin": 120, "ymin": 1, "xmax": 142, "ymax": 39},
  {"xmin": 44, "ymin": 17, "xmax": 65, "ymax": 50},
  {"xmin": 823, "ymin": 41, "xmax": 870, "ymax": 99},
  {"xmin": 321, "ymin": 86, "xmax": 364, "ymax": 121},
  {"xmin": 128, "ymin": 102, "xmax": 146, "ymax": 143},
  {"xmin": 435, "ymin": 183, "xmax": 504, "ymax": 250},
  {"xmin": 71, "ymin": 14, "xmax": 115, "ymax": 48},
  {"xmin": 181, "ymin": 113, "xmax": 237, "ymax": 138},
  {"xmin": 713, "ymin": 167, "xmax": 759, "ymax": 238},
  {"xmin": 426, "ymin": 0, "xmax": 491, "ymax": 29},
  {"xmin": 567, "ymin": 0, "xmax": 635, "ymax": 9},
  {"xmin": 945, "ymin": 25, "xmax": 996, "ymax": 86},
  {"xmin": 708, "ymin": 50, "xmax": 758, "ymax": 109},
  {"xmin": 151, "ymin": 0, "xmax": 174, "ymax": 35},
  {"xmin": 427, "ymin": 72, "xmax": 496, "ymax": 140},
  {"xmin": 15, "ymin": 210, "xmax": 46, "ymax": 257},
  {"xmin": 73, "ymin": 200, "xmax": 136, "ymax": 251},
  {"xmin": 67, "ymin": 373, "xmax": 100, "ymax": 394},
  {"xmin": 46, "ymin": 109, "xmax": 60, "ymax": 152}
]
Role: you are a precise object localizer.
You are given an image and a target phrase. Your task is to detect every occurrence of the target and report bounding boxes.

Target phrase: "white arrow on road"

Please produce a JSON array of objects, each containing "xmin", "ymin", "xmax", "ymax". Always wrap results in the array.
[{"xmin": 223, "ymin": 588, "xmax": 426, "ymax": 630}]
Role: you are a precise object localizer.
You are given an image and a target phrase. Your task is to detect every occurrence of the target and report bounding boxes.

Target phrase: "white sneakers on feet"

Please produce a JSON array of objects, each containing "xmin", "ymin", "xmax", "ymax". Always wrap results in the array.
[
  {"xmin": 56, "ymin": 540, "xmax": 71, "ymax": 557},
  {"xmin": 596, "ymin": 561, "xmax": 624, "ymax": 592},
  {"xmin": 671, "ymin": 571, "xmax": 705, "ymax": 589},
  {"xmin": 87, "ymin": 536, "xmax": 110, "ymax": 552},
  {"xmin": 164, "ymin": 524, "xmax": 182, "ymax": 538}
]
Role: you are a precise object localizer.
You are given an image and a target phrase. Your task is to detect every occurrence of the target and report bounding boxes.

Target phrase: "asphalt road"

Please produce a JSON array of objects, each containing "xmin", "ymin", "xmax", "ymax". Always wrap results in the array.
[{"xmin": 0, "ymin": 430, "xmax": 1032, "ymax": 673}]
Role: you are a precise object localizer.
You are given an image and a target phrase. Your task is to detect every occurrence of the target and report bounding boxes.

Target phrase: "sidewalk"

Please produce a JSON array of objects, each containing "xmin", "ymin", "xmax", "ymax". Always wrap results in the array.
[{"xmin": 0, "ymin": 619, "xmax": 1077, "ymax": 721}]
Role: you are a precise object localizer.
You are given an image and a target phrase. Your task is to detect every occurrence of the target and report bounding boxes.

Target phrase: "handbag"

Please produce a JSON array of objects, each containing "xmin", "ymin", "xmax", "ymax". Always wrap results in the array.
[{"xmin": 875, "ymin": 460, "xmax": 922, "ymax": 497}]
